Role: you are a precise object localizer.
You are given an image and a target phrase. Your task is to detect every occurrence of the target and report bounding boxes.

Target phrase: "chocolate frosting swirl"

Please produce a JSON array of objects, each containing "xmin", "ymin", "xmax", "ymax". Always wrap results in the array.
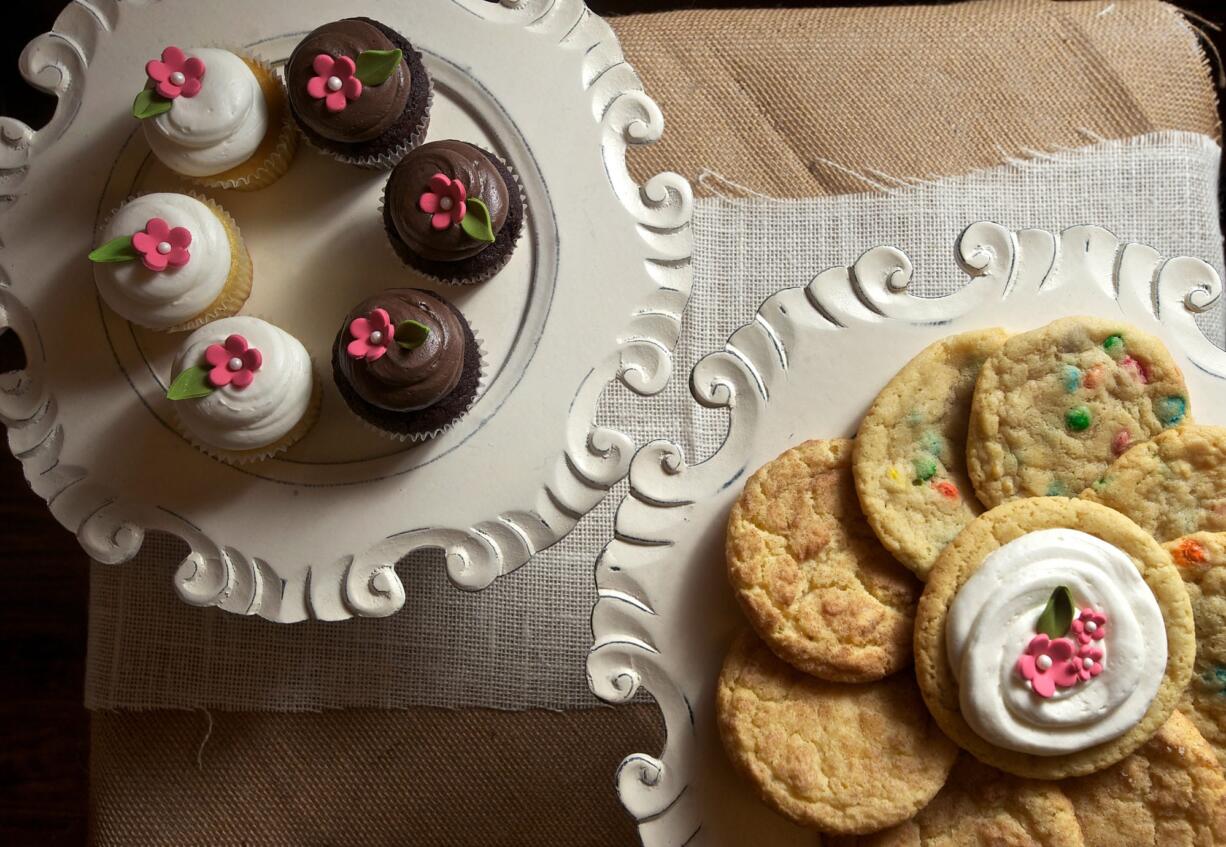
[
  {"xmin": 287, "ymin": 19, "xmax": 411, "ymax": 143},
  {"xmin": 338, "ymin": 289, "xmax": 465, "ymax": 412},
  {"xmin": 386, "ymin": 140, "xmax": 509, "ymax": 262}
]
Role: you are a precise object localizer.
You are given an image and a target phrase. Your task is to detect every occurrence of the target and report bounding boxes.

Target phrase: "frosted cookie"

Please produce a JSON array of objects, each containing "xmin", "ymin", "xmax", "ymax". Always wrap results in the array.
[
  {"xmin": 716, "ymin": 630, "xmax": 957, "ymax": 834},
  {"xmin": 914, "ymin": 497, "xmax": 1194, "ymax": 779},
  {"xmin": 826, "ymin": 754, "xmax": 1085, "ymax": 847},
  {"xmin": 726, "ymin": 439, "xmax": 922, "ymax": 683},
  {"xmin": 853, "ymin": 328, "xmax": 1007, "ymax": 579},
  {"xmin": 967, "ymin": 317, "xmax": 1190, "ymax": 507},
  {"xmin": 89, "ymin": 193, "xmax": 251, "ymax": 331},
  {"xmin": 1082, "ymin": 425, "xmax": 1226, "ymax": 542},
  {"xmin": 166, "ymin": 317, "xmax": 319, "ymax": 464},
  {"xmin": 1166, "ymin": 532, "xmax": 1226, "ymax": 769},
  {"xmin": 135, "ymin": 46, "xmax": 296, "ymax": 190},
  {"xmin": 1063, "ymin": 710, "xmax": 1226, "ymax": 846}
]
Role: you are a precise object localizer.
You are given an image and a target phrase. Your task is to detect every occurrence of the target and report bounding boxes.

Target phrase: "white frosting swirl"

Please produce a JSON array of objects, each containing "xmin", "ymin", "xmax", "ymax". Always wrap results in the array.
[
  {"xmin": 172, "ymin": 317, "xmax": 313, "ymax": 452},
  {"xmin": 143, "ymin": 49, "xmax": 269, "ymax": 177},
  {"xmin": 946, "ymin": 528, "xmax": 1166, "ymax": 755},
  {"xmin": 94, "ymin": 193, "xmax": 231, "ymax": 329}
]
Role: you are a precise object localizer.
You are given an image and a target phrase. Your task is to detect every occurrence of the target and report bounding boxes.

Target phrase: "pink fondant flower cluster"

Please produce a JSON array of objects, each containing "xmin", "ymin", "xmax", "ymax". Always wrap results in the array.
[
  {"xmin": 418, "ymin": 173, "xmax": 467, "ymax": 230},
  {"xmin": 204, "ymin": 334, "xmax": 262, "ymax": 390},
  {"xmin": 145, "ymin": 46, "xmax": 206, "ymax": 99},
  {"xmin": 1017, "ymin": 607, "xmax": 1110, "ymax": 699},
  {"xmin": 132, "ymin": 218, "xmax": 191, "ymax": 272},
  {"xmin": 347, "ymin": 308, "xmax": 394, "ymax": 361},
  {"xmin": 307, "ymin": 54, "xmax": 363, "ymax": 112}
]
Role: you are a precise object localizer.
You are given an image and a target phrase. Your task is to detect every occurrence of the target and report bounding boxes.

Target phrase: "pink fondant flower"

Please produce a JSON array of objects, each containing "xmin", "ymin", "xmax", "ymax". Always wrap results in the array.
[
  {"xmin": 131, "ymin": 218, "xmax": 191, "ymax": 272},
  {"xmin": 145, "ymin": 46, "xmax": 205, "ymax": 99},
  {"xmin": 418, "ymin": 173, "xmax": 467, "ymax": 230},
  {"xmin": 347, "ymin": 307, "xmax": 395, "ymax": 361},
  {"xmin": 204, "ymin": 334, "xmax": 262, "ymax": 389},
  {"xmin": 307, "ymin": 54, "xmax": 362, "ymax": 112},
  {"xmin": 1017, "ymin": 634, "xmax": 1080, "ymax": 698},
  {"xmin": 1076, "ymin": 643, "xmax": 1104, "ymax": 681},
  {"xmin": 1070, "ymin": 608, "xmax": 1107, "ymax": 645}
]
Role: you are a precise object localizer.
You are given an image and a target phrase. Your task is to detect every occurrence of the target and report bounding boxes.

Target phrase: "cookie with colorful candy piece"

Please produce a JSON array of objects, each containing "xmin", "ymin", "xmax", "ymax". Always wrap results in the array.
[
  {"xmin": 1081, "ymin": 425, "xmax": 1226, "ymax": 543},
  {"xmin": 1165, "ymin": 532, "xmax": 1226, "ymax": 769},
  {"xmin": 853, "ymin": 328, "xmax": 1007, "ymax": 579},
  {"xmin": 967, "ymin": 316, "xmax": 1190, "ymax": 507}
]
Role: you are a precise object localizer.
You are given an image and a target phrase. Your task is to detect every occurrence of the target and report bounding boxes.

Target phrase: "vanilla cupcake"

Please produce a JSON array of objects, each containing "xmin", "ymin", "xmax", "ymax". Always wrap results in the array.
[
  {"xmin": 166, "ymin": 317, "xmax": 319, "ymax": 463},
  {"xmin": 135, "ymin": 46, "xmax": 297, "ymax": 190},
  {"xmin": 88, "ymin": 192, "xmax": 251, "ymax": 332}
]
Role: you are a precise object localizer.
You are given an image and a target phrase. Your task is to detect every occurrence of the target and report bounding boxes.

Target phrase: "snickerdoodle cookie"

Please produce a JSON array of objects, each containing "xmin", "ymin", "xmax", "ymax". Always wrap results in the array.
[
  {"xmin": 716, "ymin": 630, "xmax": 958, "ymax": 834},
  {"xmin": 727, "ymin": 439, "xmax": 921, "ymax": 682}
]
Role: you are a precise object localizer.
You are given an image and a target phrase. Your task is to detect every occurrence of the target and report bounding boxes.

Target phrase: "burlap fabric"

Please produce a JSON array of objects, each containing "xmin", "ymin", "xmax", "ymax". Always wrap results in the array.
[
  {"xmin": 89, "ymin": 2, "xmax": 1221, "ymax": 844},
  {"xmin": 621, "ymin": 0, "xmax": 1219, "ymax": 196}
]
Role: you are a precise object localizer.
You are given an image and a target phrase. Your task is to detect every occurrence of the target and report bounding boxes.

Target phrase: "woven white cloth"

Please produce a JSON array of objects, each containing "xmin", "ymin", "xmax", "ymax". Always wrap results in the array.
[{"xmin": 86, "ymin": 131, "xmax": 1225, "ymax": 710}]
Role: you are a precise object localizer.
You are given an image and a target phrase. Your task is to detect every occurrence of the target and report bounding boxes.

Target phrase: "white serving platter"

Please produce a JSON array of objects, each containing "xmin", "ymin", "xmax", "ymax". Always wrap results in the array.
[
  {"xmin": 0, "ymin": 0, "xmax": 692, "ymax": 622},
  {"xmin": 587, "ymin": 222, "xmax": 1226, "ymax": 845}
]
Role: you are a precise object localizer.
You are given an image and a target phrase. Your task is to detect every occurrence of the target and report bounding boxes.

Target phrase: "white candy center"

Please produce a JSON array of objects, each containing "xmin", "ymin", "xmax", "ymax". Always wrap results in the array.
[
  {"xmin": 156, "ymin": 241, "xmax": 172, "ymax": 255},
  {"xmin": 1083, "ymin": 657, "xmax": 1094, "ymax": 668},
  {"xmin": 1085, "ymin": 621, "xmax": 1098, "ymax": 633},
  {"xmin": 227, "ymin": 357, "xmax": 243, "ymax": 372},
  {"xmin": 327, "ymin": 76, "xmax": 343, "ymax": 92},
  {"xmin": 170, "ymin": 71, "xmax": 186, "ymax": 86},
  {"xmin": 369, "ymin": 330, "xmax": 384, "ymax": 345},
  {"xmin": 1036, "ymin": 655, "xmax": 1053, "ymax": 670},
  {"xmin": 439, "ymin": 196, "xmax": 453, "ymax": 211}
]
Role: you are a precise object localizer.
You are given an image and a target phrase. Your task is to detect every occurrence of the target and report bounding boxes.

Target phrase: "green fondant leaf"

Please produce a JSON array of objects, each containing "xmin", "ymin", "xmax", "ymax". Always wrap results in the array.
[
  {"xmin": 396, "ymin": 320, "xmax": 431, "ymax": 350},
  {"xmin": 354, "ymin": 49, "xmax": 403, "ymax": 86},
  {"xmin": 460, "ymin": 198, "xmax": 496, "ymax": 244},
  {"xmin": 1036, "ymin": 586, "xmax": 1075, "ymax": 639},
  {"xmin": 132, "ymin": 88, "xmax": 173, "ymax": 120},
  {"xmin": 88, "ymin": 235, "xmax": 140, "ymax": 263},
  {"xmin": 166, "ymin": 365, "xmax": 214, "ymax": 401}
]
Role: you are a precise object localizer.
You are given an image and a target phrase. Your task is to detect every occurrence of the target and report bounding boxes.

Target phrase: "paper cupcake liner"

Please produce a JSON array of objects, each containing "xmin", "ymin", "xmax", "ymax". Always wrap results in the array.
[
  {"xmin": 378, "ymin": 150, "xmax": 527, "ymax": 286},
  {"xmin": 360, "ymin": 326, "xmax": 488, "ymax": 443},
  {"xmin": 163, "ymin": 192, "xmax": 253, "ymax": 331},
  {"xmin": 175, "ymin": 365, "xmax": 322, "ymax": 465},
  {"xmin": 95, "ymin": 192, "xmax": 253, "ymax": 333},
  {"xmin": 190, "ymin": 55, "xmax": 298, "ymax": 192}
]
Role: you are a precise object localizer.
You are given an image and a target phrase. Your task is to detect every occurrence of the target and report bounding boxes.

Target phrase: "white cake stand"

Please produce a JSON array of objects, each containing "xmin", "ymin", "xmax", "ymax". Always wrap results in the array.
[
  {"xmin": 588, "ymin": 223, "xmax": 1226, "ymax": 845},
  {"xmin": 0, "ymin": 0, "xmax": 692, "ymax": 622}
]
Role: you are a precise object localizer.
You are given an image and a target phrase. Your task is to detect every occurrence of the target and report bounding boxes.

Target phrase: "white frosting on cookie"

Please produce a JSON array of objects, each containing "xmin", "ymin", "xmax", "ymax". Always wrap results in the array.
[
  {"xmin": 946, "ymin": 528, "xmax": 1167, "ymax": 755},
  {"xmin": 94, "ymin": 193, "xmax": 231, "ymax": 330},
  {"xmin": 143, "ymin": 48, "xmax": 269, "ymax": 177},
  {"xmin": 172, "ymin": 317, "xmax": 313, "ymax": 452}
]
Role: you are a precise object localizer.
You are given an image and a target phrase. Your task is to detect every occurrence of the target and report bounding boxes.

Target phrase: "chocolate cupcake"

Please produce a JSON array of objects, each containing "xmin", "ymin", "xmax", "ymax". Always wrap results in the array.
[
  {"xmin": 383, "ymin": 140, "xmax": 524, "ymax": 284},
  {"xmin": 286, "ymin": 18, "xmax": 431, "ymax": 168},
  {"xmin": 332, "ymin": 289, "xmax": 482, "ymax": 440}
]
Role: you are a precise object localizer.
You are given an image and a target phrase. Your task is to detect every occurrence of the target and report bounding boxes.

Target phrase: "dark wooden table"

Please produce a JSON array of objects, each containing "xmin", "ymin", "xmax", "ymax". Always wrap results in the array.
[{"xmin": 1, "ymin": 1, "xmax": 1223, "ymax": 844}]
